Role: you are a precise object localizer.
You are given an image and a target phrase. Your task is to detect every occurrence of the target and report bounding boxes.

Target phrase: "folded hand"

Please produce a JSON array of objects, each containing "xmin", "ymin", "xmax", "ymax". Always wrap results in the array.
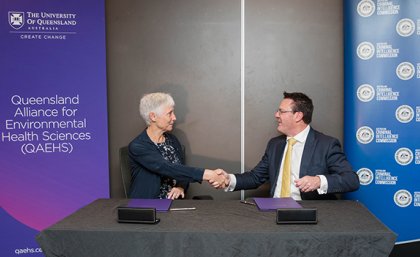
[
  {"xmin": 294, "ymin": 175, "xmax": 320, "ymax": 193},
  {"xmin": 167, "ymin": 186, "xmax": 185, "ymax": 200}
]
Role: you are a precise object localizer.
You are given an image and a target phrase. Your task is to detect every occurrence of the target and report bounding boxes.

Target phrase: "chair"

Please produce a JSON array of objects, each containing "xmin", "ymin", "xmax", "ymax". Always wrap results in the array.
[
  {"xmin": 119, "ymin": 146, "xmax": 131, "ymax": 198},
  {"xmin": 119, "ymin": 145, "xmax": 213, "ymax": 200}
]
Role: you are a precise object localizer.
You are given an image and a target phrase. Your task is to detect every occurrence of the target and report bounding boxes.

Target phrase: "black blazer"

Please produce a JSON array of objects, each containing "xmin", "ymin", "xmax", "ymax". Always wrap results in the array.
[
  {"xmin": 235, "ymin": 128, "xmax": 359, "ymax": 200},
  {"xmin": 128, "ymin": 129, "xmax": 204, "ymax": 199}
]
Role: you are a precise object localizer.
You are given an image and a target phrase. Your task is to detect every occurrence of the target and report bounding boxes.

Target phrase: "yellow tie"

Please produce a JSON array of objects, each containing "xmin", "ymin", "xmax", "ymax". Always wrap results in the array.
[{"xmin": 280, "ymin": 137, "xmax": 297, "ymax": 197}]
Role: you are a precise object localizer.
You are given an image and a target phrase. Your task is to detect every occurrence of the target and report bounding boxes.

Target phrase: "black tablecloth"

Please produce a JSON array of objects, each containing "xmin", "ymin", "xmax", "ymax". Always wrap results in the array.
[{"xmin": 36, "ymin": 199, "xmax": 396, "ymax": 257}]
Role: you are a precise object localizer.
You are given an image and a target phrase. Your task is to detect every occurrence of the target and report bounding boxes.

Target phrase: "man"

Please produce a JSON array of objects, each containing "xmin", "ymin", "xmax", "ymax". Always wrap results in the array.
[{"xmin": 217, "ymin": 92, "xmax": 359, "ymax": 200}]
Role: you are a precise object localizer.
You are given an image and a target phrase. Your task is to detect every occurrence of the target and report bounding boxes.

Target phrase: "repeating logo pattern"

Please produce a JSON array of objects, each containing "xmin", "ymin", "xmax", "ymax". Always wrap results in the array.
[
  {"xmin": 396, "ymin": 18, "xmax": 416, "ymax": 37},
  {"xmin": 357, "ymin": 84, "xmax": 375, "ymax": 102},
  {"xmin": 356, "ymin": 126, "xmax": 374, "ymax": 144},
  {"xmin": 357, "ymin": 0, "xmax": 376, "ymax": 17},
  {"xmin": 357, "ymin": 41, "xmax": 375, "ymax": 60},
  {"xmin": 347, "ymin": 0, "xmax": 419, "ymax": 243},
  {"xmin": 357, "ymin": 168, "xmax": 374, "ymax": 185},
  {"xmin": 395, "ymin": 147, "xmax": 414, "ymax": 166},
  {"xmin": 396, "ymin": 62, "xmax": 415, "ymax": 80},
  {"xmin": 395, "ymin": 105, "xmax": 414, "ymax": 123},
  {"xmin": 394, "ymin": 190, "xmax": 413, "ymax": 207}
]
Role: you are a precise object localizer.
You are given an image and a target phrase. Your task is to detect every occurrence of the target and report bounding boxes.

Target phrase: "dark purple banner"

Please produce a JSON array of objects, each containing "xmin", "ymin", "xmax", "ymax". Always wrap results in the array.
[{"xmin": 0, "ymin": 1, "xmax": 109, "ymax": 256}]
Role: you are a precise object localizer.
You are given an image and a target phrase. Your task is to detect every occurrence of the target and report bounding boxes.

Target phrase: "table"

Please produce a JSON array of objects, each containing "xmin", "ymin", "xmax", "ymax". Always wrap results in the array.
[{"xmin": 36, "ymin": 199, "xmax": 396, "ymax": 257}]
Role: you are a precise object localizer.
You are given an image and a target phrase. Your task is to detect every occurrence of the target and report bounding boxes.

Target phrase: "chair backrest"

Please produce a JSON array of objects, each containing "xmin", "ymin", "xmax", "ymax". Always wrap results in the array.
[{"xmin": 119, "ymin": 146, "xmax": 131, "ymax": 198}]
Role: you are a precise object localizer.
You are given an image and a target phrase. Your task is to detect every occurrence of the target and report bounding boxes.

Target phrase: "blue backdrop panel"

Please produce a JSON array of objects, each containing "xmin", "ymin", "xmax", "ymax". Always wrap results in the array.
[
  {"xmin": 344, "ymin": 0, "xmax": 419, "ymax": 244},
  {"xmin": 0, "ymin": 1, "xmax": 108, "ymax": 256}
]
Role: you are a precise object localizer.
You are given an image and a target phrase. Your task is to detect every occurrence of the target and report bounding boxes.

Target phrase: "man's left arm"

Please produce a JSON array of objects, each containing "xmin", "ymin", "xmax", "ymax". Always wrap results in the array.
[
  {"xmin": 295, "ymin": 138, "xmax": 359, "ymax": 194},
  {"xmin": 322, "ymin": 138, "xmax": 360, "ymax": 193}
]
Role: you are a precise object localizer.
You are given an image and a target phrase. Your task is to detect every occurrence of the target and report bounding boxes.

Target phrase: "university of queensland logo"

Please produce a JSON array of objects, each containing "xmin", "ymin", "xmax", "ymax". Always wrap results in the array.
[{"xmin": 8, "ymin": 11, "xmax": 25, "ymax": 30}]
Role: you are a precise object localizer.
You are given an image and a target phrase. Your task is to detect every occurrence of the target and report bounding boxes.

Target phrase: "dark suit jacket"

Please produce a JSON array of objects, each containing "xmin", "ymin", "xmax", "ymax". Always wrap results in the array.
[
  {"xmin": 235, "ymin": 128, "xmax": 359, "ymax": 200},
  {"xmin": 128, "ymin": 129, "xmax": 204, "ymax": 199}
]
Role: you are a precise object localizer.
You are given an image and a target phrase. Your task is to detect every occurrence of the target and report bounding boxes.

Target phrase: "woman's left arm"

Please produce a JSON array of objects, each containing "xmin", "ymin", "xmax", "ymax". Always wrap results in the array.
[{"xmin": 167, "ymin": 187, "xmax": 185, "ymax": 199}]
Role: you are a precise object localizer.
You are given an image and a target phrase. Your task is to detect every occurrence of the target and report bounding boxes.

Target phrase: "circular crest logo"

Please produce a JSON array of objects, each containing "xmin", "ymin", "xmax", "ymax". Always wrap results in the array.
[
  {"xmin": 357, "ymin": 168, "xmax": 373, "ymax": 186},
  {"xmin": 393, "ymin": 190, "xmax": 412, "ymax": 207},
  {"xmin": 396, "ymin": 62, "xmax": 415, "ymax": 80},
  {"xmin": 357, "ymin": 84, "xmax": 375, "ymax": 102},
  {"xmin": 395, "ymin": 105, "xmax": 414, "ymax": 123},
  {"xmin": 8, "ymin": 11, "xmax": 25, "ymax": 30},
  {"xmin": 356, "ymin": 126, "xmax": 374, "ymax": 144},
  {"xmin": 396, "ymin": 18, "xmax": 415, "ymax": 37},
  {"xmin": 357, "ymin": 42, "xmax": 375, "ymax": 60},
  {"xmin": 395, "ymin": 147, "xmax": 413, "ymax": 166},
  {"xmin": 357, "ymin": 0, "xmax": 376, "ymax": 17}
]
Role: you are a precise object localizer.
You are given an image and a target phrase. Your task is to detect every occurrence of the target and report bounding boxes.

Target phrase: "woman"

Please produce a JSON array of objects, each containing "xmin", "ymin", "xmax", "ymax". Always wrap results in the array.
[{"xmin": 128, "ymin": 92, "xmax": 223, "ymax": 199}]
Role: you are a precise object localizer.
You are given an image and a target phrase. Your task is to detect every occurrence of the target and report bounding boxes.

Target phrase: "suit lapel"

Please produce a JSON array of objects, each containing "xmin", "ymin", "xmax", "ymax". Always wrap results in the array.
[
  {"xmin": 300, "ymin": 128, "xmax": 316, "ymax": 177},
  {"xmin": 273, "ymin": 136, "xmax": 287, "ymax": 180}
]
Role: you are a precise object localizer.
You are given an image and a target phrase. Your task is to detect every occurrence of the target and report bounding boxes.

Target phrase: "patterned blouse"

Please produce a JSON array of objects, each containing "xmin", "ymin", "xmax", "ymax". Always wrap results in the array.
[{"xmin": 155, "ymin": 134, "xmax": 182, "ymax": 199}]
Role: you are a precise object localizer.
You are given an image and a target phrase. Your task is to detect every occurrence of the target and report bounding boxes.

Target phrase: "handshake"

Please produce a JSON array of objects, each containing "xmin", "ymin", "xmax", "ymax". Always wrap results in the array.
[{"xmin": 203, "ymin": 169, "xmax": 231, "ymax": 189}]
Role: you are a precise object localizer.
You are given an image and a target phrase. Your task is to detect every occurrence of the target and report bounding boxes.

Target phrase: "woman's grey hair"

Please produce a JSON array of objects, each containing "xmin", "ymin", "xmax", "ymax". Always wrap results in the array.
[{"xmin": 139, "ymin": 92, "xmax": 175, "ymax": 125}]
